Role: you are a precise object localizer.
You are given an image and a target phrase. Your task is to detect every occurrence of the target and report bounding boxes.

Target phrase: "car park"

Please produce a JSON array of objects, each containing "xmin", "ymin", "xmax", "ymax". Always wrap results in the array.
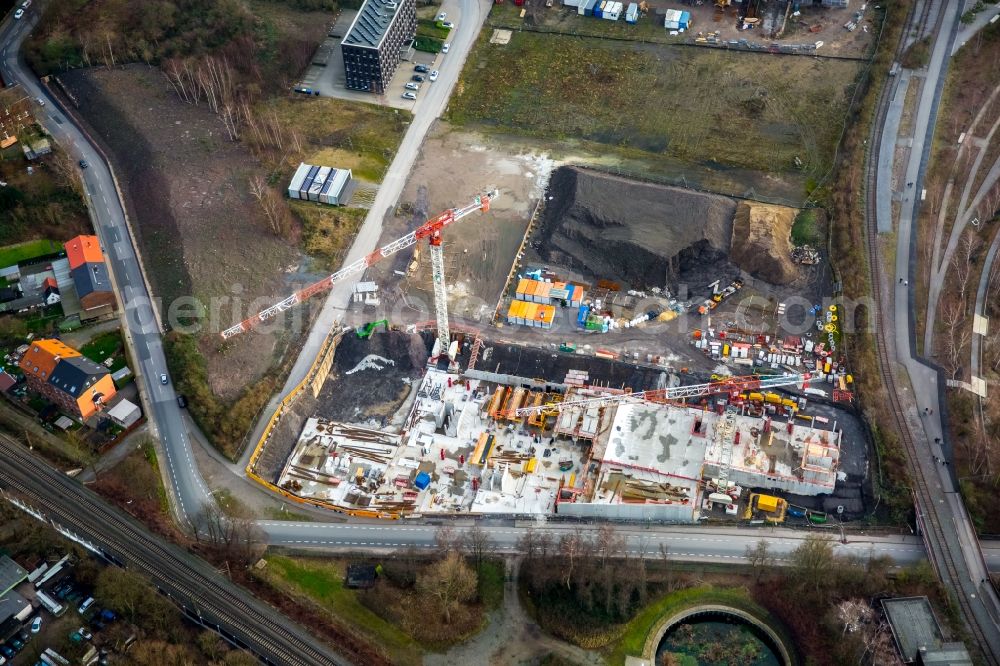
[
  {"xmin": 414, "ymin": 64, "xmax": 429, "ymax": 73},
  {"xmin": 441, "ymin": 43, "xmax": 450, "ymax": 54},
  {"xmin": 429, "ymin": 70, "xmax": 439, "ymax": 82},
  {"xmin": 404, "ymin": 82, "xmax": 420, "ymax": 91},
  {"xmin": 402, "ymin": 92, "xmax": 417, "ymax": 100}
]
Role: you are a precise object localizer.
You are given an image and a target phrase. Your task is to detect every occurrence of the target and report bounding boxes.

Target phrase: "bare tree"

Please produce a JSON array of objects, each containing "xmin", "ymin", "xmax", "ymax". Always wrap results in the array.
[
  {"xmin": 415, "ymin": 551, "xmax": 477, "ymax": 624},
  {"xmin": 745, "ymin": 539, "xmax": 772, "ymax": 583},
  {"xmin": 434, "ymin": 524, "xmax": 459, "ymax": 553},
  {"xmin": 247, "ymin": 175, "xmax": 291, "ymax": 238},
  {"xmin": 461, "ymin": 524, "xmax": 494, "ymax": 572}
]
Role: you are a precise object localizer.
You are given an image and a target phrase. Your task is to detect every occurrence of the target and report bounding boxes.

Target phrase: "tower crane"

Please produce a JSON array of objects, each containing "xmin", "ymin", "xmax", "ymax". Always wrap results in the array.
[
  {"xmin": 221, "ymin": 189, "xmax": 501, "ymax": 349},
  {"xmin": 513, "ymin": 373, "xmax": 809, "ymax": 417}
]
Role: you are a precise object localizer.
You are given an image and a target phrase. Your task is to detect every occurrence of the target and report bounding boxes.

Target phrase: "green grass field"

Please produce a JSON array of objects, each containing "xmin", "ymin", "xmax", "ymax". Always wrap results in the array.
[
  {"xmin": 80, "ymin": 330, "xmax": 128, "ymax": 373},
  {"xmin": 264, "ymin": 555, "xmax": 422, "ymax": 666},
  {"xmin": 263, "ymin": 97, "xmax": 410, "ymax": 182},
  {"xmin": 0, "ymin": 239, "xmax": 61, "ymax": 269},
  {"xmin": 449, "ymin": 31, "xmax": 861, "ymax": 176}
]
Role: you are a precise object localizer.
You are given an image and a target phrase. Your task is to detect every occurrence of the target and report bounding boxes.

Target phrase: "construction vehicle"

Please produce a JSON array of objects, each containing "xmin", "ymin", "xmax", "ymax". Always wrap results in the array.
[
  {"xmin": 221, "ymin": 190, "xmax": 501, "ymax": 358},
  {"xmin": 356, "ymin": 320, "xmax": 389, "ymax": 339}
]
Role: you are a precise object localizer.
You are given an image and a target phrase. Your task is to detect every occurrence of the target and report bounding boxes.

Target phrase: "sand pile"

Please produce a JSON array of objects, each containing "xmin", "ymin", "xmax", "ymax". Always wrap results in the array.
[
  {"xmin": 536, "ymin": 167, "xmax": 737, "ymax": 288},
  {"xmin": 729, "ymin": 202, "xmax": 799, "ymax": 285}
]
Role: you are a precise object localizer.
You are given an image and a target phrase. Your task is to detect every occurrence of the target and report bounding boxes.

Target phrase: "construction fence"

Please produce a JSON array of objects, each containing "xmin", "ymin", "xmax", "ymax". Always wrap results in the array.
[{"xmin": 243, "ymin": 330, "xmax": 399, "ymax": 519}]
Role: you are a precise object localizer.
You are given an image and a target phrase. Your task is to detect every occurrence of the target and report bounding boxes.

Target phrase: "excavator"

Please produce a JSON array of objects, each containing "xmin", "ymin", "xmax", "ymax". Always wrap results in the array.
[{"xmin": 355, "ymin": 320, "xmax": 389, "ymax": 339}]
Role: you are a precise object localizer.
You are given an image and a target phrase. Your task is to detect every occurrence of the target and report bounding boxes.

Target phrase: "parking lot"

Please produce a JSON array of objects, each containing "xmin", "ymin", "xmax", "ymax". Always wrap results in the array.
[
  {"xmin": 295, "ymin": 9, "xmax": 446, "ymax": 110},
  {"xmin": 1, "ymin": 554, "xmax": 127, "ymax": 666}
]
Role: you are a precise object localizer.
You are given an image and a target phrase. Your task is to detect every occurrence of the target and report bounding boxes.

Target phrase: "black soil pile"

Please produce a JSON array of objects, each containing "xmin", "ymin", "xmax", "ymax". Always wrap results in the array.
[
  {"xmin": 314, "ymin": 331, "xmax": 431, "ymax": 422},
  {"xmin": 257, "ymin": 331, "xmax": 431, "ymax": 480},
  {"xmin": 535, "ymin": 167, "xmax": 736, "ymax": 288}
]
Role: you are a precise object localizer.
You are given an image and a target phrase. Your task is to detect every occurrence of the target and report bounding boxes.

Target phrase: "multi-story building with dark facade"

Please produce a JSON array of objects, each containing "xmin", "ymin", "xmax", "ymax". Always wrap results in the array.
[{"xmin": 341, "ymin": 0, "xmax": 416, "ymax": 93}]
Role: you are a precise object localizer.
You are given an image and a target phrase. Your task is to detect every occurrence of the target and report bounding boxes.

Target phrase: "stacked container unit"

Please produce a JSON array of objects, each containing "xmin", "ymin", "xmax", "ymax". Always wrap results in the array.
[
  {"xmin": 663, "ymin": 8, "xmax": 691, "ymax": 30},
  {"xmin": 625, "ymin": 2, "xmax": 638, "ymax": 23},
  {"xmin": 298, "ymin": 165, "xmax": 320, "ymax": 200},
  {"xmin": 580, "ymin": 0, "xmax": 598, "ymax": 15},
  {"xmin": 604, "ymin": 1, "xmax": 622, "ymax": 20},
  {"xmin": 320, "ymin": 168, "xmax": 353, "ymax": 205},
  {"xmin": 287, "ymin": 163, "xmax": 311, "ymax": 200},
  {"xmin": 308, "ymin": 166, "xmax": 332, "ymax": 202}
]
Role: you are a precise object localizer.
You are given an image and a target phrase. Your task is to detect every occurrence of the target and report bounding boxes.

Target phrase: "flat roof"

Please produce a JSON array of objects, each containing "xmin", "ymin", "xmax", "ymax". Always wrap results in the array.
[
  {"xmin": 343, "ymin": 0, "xmax": 405, "ymax": 50},
  {"xmin": 0, "ymin": 555, "xmax": 28, "ymax": 596},
  {"xmin": 881, "ymin": 597, "xmax": 944, "ymax": 663}
]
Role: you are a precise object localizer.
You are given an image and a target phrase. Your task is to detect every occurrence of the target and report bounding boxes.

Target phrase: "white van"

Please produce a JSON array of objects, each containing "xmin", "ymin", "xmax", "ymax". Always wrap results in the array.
[{"xmin": 78, "ymin": 597, "xmax": 95, "ymax": 614}]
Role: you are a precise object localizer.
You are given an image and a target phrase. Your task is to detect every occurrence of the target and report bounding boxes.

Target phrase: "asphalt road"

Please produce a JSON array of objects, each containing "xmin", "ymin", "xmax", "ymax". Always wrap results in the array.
[
  {"xmin": 5, "ymin": 0, "xmax": 1000, "ymax": 607},
  {"xmin": 877, "ymin": 0, "xmax": 1000, "ymax": 658},
  {"xmin": 0, "ymin": 9, "xmax": 213, "ymax": 524},
  {"xmin": 0, "ymin": 435, "xmax": 347, "ymax": 666},
  {"xmin": 240, "ymin": 0, "xmax": 494, "ymax": 469}
]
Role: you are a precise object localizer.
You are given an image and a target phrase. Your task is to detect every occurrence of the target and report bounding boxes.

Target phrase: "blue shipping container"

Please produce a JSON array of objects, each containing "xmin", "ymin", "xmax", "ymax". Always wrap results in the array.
[{"xmin": 577, "ymin": 305, "xmax": 589, "ymax": 326}]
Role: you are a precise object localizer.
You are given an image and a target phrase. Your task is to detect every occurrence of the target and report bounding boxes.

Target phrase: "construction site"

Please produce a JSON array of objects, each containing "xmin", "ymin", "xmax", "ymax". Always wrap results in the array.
[{"xmin": 234, "ymin": 159, "xmax": 865, "ymax": 523}]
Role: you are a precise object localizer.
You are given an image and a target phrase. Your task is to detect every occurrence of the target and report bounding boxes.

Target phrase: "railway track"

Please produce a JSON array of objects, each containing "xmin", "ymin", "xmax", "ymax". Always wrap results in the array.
[
  {"xmin": 863, "ymin": 1, "xmax": 999, "ymax": 662},
  {"xmin": 0, "ymin": 437, "xmax": 347, "ymax": 666}
]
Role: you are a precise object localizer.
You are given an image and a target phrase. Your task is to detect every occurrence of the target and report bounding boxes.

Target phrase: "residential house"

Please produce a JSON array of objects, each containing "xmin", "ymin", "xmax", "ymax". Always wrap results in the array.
[
  {"xmin": 64, "ymin": 235, "xmax": 116, "ymax": 314},
  {"xmin": 17, "ymin": 338, "xmax": 116, "ymax": 420}
]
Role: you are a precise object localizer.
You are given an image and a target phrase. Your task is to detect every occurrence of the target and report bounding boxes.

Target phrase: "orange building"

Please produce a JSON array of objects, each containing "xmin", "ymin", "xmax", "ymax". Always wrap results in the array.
[
  {"xmin": 64, "ymin": 235, "xmax": 105, "ymax": 270},
  {"xmin": 18, "ymin": 339, "xmax": 116, "ymax": 421}
]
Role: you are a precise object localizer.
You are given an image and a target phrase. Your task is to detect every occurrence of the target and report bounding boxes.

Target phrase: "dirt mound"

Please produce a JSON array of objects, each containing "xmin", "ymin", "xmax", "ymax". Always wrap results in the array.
[
  {"xmin": 729, "ymin": 202, "xmax": 799, "ymax": 285},
  {"xmin": 536, "ymin": 167, "xmax": 736, "ymax": 288}
]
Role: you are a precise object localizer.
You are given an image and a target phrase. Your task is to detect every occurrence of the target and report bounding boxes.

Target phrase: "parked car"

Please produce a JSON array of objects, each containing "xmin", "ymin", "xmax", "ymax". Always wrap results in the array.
[
  {"xmin": 13, "ymin": 8, "xmax": 23, "ymax": 19},
  {"xmin": 0, "ymin": 647, "xmax": 13, "ymax": 659},
  {"xmin": 404, "ymin": 82, "xmax": 420, "ymax": 91},
  {"xmin": 35, "ymin": 97, "xmax": 44, "ymax": 106},
  {"xmin": 30, "ymin": 617, "xmax": 41, "ymax": 634},
  {"xmin": 411, "ymin": 74, "xmax": 424, "ymax": 82},
  {"xmin": 435, "ymin": 11, "xmax": 446, "ymax": 20},
  {"xmin": 441, "ymin": 43, "xmax": 450, "ymax": 54},
  {"xmin": 78, "ymin": 597, "xmax": 95, "ymax": 614},
  {"xmin": 8, "ymin": 638, "xmax": 22, "ymax": 651},
  {"xmin": 78, "ymin": 627, "xmax": 93, "ymax": 640},
  {"xmin": 414, "ymin": 64, "xmax": 429, "ymax": 73},
  {"xmin": 402, "ymin": 92, "xmax": 417, "ymax": 100},
  {"xmin": 429, "ymin": 70, "xmax": 439, "ymax": 82},
  {"xmin": 441, "ymin": 20, "xmax": 454, "ymax": 28},
  {"xmin": 177, "ymin": 394, "xmax": 187, "ymax": 408}
]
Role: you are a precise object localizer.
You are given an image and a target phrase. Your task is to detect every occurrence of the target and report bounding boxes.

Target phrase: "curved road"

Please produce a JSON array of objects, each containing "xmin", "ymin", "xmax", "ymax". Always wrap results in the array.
[
  {"xmin": 4, "ymin": 0, "xmax": 1000, "ymax": 590},
  {"xmin": 0, "ymin": 9, "xmax": 211, "ymax": 526}
]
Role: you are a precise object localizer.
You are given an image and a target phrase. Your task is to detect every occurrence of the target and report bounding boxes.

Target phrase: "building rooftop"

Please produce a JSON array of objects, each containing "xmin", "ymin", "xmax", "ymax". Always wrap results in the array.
[
  {"xmin": 64, "ymin": 235, "xmax": 104, "ymax": 271},
  {"xmin": 71, "ymin": 262, "xmax": 112, "ymax": 299},
  {"xmin": 18, "ymin": 339, "xmax": 82, "ymax": 381},
  {"xmin": 343, "ymin": 0, "xmax": 406, "ymax": 49},
  {"xmin": 48, "ymin": 355, "xmax": 109, "ymax": 398},
  {"xmin": 0, "ymin": 555, "xmax": 27, "ymax": 596},
  {"xmin": 881, "ymin": 597, "xmax": 946, "ymax": 664}
]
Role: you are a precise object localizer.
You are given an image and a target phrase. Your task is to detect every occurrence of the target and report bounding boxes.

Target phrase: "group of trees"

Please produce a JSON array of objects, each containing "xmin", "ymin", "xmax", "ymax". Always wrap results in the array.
[{"xmin": 516, "ymin": 524, "xmax": 648, "ymax": 641}]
